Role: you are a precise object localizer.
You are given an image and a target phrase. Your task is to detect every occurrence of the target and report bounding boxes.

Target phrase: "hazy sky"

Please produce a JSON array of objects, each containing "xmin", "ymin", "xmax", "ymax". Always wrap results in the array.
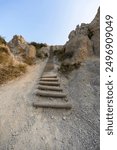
[{"xmin": 0, "ymin": 0, "xmax": 99, "ymax": 45}]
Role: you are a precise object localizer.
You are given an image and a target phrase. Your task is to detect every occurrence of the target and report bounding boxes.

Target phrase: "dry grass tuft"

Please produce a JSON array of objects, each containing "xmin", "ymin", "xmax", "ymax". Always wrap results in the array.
[
  {"xmin": 24, "ymin": 57, "xmax": 36, "ymax": 65},
  {"xmin": 0, "ymin": 63, "xmax": 27, "ymax": 84},
  {"xmin": 0, "ymin": 52, "xmax": 12, "ymax": 65}
]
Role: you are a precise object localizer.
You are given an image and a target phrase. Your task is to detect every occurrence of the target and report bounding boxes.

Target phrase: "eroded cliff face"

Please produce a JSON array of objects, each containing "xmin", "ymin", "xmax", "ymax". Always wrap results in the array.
[
  {"xmin": 8, "ymin": 35, "xmax": 36, "ymax": 64},
  {"xmin": 89, "ymin": 7, "xmax": 100, "ymax": 56},
  {"xmin": 0, "ymin": 37, "xmax": 26, "ymax": 84},
  {"xmin": 61, "ymin": 7, "xmax": 100, "ymax": 69}
]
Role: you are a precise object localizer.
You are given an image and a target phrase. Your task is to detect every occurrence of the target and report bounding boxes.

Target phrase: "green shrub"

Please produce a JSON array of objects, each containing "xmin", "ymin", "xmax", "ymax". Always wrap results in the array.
[{"xmin": 30, "ymin": 42, "xmax": 47, "ymax": 49}]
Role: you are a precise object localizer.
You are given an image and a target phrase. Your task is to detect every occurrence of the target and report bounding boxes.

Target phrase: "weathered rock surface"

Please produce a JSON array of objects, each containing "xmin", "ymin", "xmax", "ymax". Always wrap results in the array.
[
  {"xmin": 61, "ymin": 7, "xmax": 100, "ymax": 68},
  {"xmin": 0, "ymin": 39, "xmax": 26, "ymax": 84},
  {"xmin": 65, "ymin": 35, "xmax": 93, "ymax": 63},
  {"xmin": 8, "ymin": 35, "xmax": 36, "ymax": 63},
  {"xmin": 27, "ymin": 45, "xmax": 36, "ymax": 58},
  {"xmin": 89, "ymin": 7, "xmax": 100, "ymax": 56},
  {"xmin": 37, "ymin": 46, "xmax": 50, "ymax": 58},
  {"xmin": 8, "ymin": 35, "xmax": 27, "ymax": 55}
]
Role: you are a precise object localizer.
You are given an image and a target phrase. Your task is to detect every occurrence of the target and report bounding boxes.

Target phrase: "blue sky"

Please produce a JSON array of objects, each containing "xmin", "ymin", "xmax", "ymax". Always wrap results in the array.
[{"xmin": 0, "ymin": 0, "xmax": 99, "ymax": 45}]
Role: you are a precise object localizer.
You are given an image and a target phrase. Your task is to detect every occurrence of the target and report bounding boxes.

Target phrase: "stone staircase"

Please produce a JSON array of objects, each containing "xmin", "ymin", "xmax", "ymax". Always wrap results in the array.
[{"xmin": 33, "ymin": 49, "xmax": 72, "ymax": 109}]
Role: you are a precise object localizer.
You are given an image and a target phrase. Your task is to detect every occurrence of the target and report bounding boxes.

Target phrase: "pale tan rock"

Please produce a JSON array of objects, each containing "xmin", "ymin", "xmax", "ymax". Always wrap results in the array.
[
  {"xmin": 68, "ymin": 30, "xmax": 76, "ymax": 40},
  {"xmin": 26, "ymin": 45, "xmax": 36, "ymax": 58},
  {"xmin": 64, "ymin": 35, "xmax": 93, "ymax": 65},
  {"xmin": 8, "ymin": 35, "xmax": 36, "ymax": 63},
  {"xmin": 89, "ymin": 7, "xmax": 100, "ymax": 56},
  {"xmin": 61, "ymin": 7, "xmax": 100, "ymax": 68}
]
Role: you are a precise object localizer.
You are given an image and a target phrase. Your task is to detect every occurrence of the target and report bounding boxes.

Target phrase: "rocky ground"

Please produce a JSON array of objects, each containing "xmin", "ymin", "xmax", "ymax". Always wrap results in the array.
[{"xmin": 0, "ymin": 56, "xmax": 100, "ymax": 150}]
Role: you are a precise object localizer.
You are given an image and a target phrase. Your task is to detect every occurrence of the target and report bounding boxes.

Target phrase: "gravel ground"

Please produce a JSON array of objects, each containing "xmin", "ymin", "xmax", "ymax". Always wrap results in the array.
[{"xmin": 0, "ymin": 57, "xmax": 100, "ymax": 150}]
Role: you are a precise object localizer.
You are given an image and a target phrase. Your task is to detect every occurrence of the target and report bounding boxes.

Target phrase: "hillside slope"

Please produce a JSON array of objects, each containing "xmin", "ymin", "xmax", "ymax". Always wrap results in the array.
[{"xmin": 0, "ymin": 57, "xmax": 99, "ymax": 150}]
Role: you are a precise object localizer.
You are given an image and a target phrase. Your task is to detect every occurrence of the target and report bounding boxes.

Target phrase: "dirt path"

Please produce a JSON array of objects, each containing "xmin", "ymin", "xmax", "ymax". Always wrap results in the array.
[
  {"xmin": 0, "ymin": 60, "xmax": 47, "ymax": 149},
  {"xmin": 0, "ymin": 58, "xmax": 100, "ymax": 150}
]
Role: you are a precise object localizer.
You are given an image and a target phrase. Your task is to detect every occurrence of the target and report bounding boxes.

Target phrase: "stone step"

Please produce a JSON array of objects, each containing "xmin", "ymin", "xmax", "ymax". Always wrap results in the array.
[
  {"xmin": 40, "ymin": 78, "xmax": 59, "ymax": 82},
  {"xmin": 36, "ymin": 90, "xmax": 66, "ymax": 98},
  {"xmin": 38, "ymin": 85, "xmax": 63, "ymax": 91},
  {"xmin": 39, "ymin": 81, "xmax": 60, "ymax": 86},
  {"xmin": 41, "ymin": 75, "xmax": 57, "ymax": 78},
  {"xmin": 33, "ymin": 102, "xmax": 72, "ymax": 109}
]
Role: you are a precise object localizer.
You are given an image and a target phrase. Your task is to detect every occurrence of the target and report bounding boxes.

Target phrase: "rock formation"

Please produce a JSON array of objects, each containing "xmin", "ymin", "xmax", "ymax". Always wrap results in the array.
[
  {"xmin": 0, "ymin": 37, "xmax": 26, "ymax": 84},
  {"xmin": 61, "ymin": 7, "xmax": 100, "ymax": 70},
  {"xmin": 8, "ymin": 35, "xmax": 27, "ymax": 56},
  {"xmin": 89, "ymin": 7, "xmax": 100, "ymax": 56},
  {"xmin": 8, "ymin": 35, "xmax": 36, "ymax": 63},
  {"xmin": 27, "ymin": 45, "xmax": 36, "ymax": 58}
]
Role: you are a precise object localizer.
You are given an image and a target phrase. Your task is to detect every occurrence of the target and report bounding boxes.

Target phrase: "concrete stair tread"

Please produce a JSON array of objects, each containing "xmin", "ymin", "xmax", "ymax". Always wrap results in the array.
[
  {"xmin": 33, "ymin": 102, "xmax": 72, "ymax": 109},
  {"xmin": 41, "ymin": 75, "xmax": 57, "ymax": 78},
  {"xmin": 40, "ymin": 78, "xmax": 59, "ymax": 81},
  {"xmin": 38, "ymin": 85, "xmax": 63, "ymax": 91},
  {"xmin": 36, "ymin": 90, "xmax": 66, "ymax": 98},
  {"xmin": 39, "ymin": 81, "xmax": 60, "ymax": 86}
]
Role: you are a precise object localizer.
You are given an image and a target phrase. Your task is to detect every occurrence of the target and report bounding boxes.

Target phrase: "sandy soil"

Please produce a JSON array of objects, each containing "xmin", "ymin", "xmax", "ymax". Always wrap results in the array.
[{"xmin": 0, "ymin": 57, "xmax": 100, "ymax": 150}]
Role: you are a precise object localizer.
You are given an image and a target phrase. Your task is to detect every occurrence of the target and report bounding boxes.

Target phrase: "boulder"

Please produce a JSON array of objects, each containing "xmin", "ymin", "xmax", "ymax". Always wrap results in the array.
[
  {"xmin": 8, "ymin": 35, "xmax": 27, "ymax": 55},
  {"xmin": 26, "ymin": 45, "xmax": 36, "ymax": 58}
]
